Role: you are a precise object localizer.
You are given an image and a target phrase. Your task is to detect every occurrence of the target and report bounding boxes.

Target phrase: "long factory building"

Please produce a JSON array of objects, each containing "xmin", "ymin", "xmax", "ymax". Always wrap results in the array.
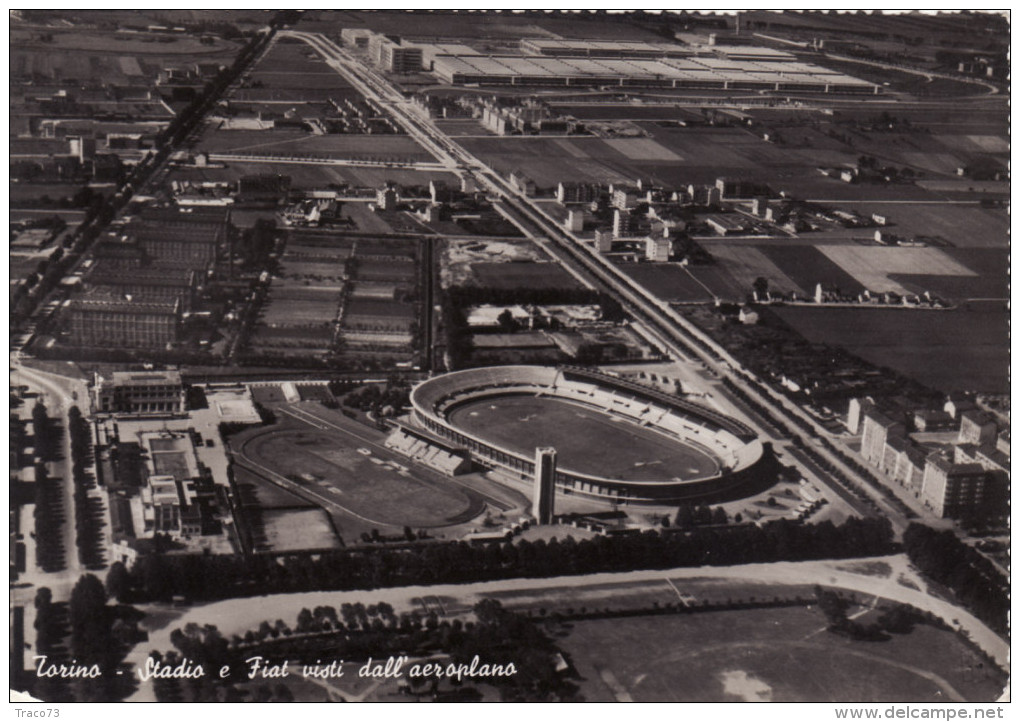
[{"xmin": 424, "ymin": 39, "xmax": 876, "ymax": 93}]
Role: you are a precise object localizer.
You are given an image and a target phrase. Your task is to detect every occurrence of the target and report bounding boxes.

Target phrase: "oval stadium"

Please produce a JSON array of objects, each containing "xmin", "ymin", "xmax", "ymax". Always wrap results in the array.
[{"xmin": 409, "ymin": 366, "xmax": 777, "ymax": 505}]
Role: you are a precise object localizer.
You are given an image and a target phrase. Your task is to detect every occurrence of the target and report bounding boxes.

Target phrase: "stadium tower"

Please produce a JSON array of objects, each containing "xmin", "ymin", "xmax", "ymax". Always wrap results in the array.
[{"xmin": 533, "ymin": 447, "xmax": 557, "ymax": 524}]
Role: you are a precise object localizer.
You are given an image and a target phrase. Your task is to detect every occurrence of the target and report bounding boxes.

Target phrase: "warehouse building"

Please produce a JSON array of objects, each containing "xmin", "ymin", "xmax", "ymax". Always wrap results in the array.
[{"xmin": 430, "ymin": 46, "xmax": 876, "ymax": 93}]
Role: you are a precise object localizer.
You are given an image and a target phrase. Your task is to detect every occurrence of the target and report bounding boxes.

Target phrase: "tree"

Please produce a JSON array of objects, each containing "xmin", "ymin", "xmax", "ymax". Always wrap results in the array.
[
  {"xmin": 711, "ymin": 507, "xmax": 728, "ymax": 525},
  {"xmin": 105, "ymin": 562, "xmax": 130, "ymax": 602},
  {"xmin": 496, "ymin": 308, "xmax": 519, "ymax": 333},
  {"xmin": 752, "ymin": 276, "xmax": 769, "ymax": 299},
  {"xmin": 674, "ymin": 504, "xmax": 695, "ymax": 529}
]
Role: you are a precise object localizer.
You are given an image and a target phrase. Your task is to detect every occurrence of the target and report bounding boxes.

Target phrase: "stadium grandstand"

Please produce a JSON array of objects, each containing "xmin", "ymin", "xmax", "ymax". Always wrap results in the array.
[{"xmin": 409, "ymin": 365, "xmax": 776, "ymax": 505}]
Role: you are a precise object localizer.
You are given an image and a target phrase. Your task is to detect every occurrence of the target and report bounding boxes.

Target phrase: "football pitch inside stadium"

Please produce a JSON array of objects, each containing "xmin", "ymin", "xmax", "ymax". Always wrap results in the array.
[{"xmin": 447, "ymin": 395, "xmax": 721, "ymax": 483}]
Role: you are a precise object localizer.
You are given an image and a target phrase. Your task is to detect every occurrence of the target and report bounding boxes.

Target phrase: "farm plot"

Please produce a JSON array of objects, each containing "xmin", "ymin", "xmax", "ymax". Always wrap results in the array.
[
  {"xmin": 602, "ymin": 138, "xmax": 684, "ymax": 162},
  {"xmin": 817, "ymin": 246, "xmax": 977, "ymax": 295},
  {"xmin": 458, "ymin": 137, "xmax": 639, "ymax": 187},
  {"xmin": 760, "ymin": 245, "xmax": 866, "ymax": 296},
  {"xmin": 616, "ymin": 262, "xmax": 718, "ymax": 303},
  {"xmin": 469, "ymin": 261, "xmax": 582, "ymax": 290},
  {"xmin": 889, "ymin": 247, "xmax": 1009, "ymax": 301},
  {"xmin": 704, "ymin": 244, "xmax": 808, "ymax": 297},
  {"xmin": 197, "ymin": 129, "xmax": 437, "ymax": 162},
  {"xmin": 836, "ymin": 203, "xmax": 1008, "ymax": 248},
  {"xmin": 775, "ymin": 306, "xmax": 1009, "ymax": 395}
]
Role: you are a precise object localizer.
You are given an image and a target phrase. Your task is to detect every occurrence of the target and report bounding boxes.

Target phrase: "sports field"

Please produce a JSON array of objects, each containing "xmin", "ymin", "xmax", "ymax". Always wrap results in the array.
[
  {"xmin": 559, "ymin": 606, "xmax": 1006, "ymax": 702},
  {"xmin": 240, "ymin": 427, "xmax": 483, "ymax": 527},
  {"xmin": 446, "ymin": 395, "xmax": 721, "ymax": 482}
]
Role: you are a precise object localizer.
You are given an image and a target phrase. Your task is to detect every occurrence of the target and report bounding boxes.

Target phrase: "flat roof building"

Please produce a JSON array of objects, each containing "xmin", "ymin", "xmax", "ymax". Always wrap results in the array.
[
  {"xmin": 920, "ymin": 454, "xmax": 991, "ymax": 519},
  {"xmin": 68, "ymin": 294, "xmax": 179, "ymax": 350},
  {"xmin": 95, "ymin": 370, "xmax": 185, "ymax": 415}
]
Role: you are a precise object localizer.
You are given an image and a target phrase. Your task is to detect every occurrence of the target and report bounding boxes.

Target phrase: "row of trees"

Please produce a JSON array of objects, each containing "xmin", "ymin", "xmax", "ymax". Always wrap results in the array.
[
  {"xmin": 32, "ymin": 588, "xmax": 73, "ymax": 702},
  {"xmin": 32, "ymin": 462, "xmax": 66, "ymax": 572},
  {"xmin": 32, "ymin": 401, "xmax": 61, "ymax": 462},
  {"xmin": 107, "ymin": 516, "xmax": 895, "ymax": 605},
  {"xmin": 902, "ymin": 524, "xmax": 1009, "ymax": 637},
  {"xmin": 68, "ymin": 406, "xmax": 105, "ymax": 569},
  {"xmin": 31, "ymin": 403, "xmax": 67, "ymax": 572},
  {"xmin": 674, "ymin": 503, "xmax": 730, "ymax": 528},
  {"xmin": 158, "ymin": 599, "xmax": 573, "ymax": 702}
]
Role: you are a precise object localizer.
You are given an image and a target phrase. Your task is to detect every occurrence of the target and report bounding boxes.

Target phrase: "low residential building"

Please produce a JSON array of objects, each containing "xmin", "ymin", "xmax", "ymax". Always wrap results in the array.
[
  {"xmin": 913, "ymin": 409, "xmax": 955, "ymax": 432},
  {"xmin": 705, "ymin": 214, "xmax": 751, "ymax": 236}
]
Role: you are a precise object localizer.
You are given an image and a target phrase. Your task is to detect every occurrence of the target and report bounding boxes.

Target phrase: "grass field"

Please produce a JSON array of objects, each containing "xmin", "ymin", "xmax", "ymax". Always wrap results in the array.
[
  {"xmin": 169, "ymin": 162, "xmax": 457, "ymax": 189},
  {"xmin": 559, "ymin": 606, "xmax": 1006, "ymax": 702},
  {"xmin": 197, "ymin": 129, "xmax": 436, "ymax": 161},
  {"xmin": 447, "ymin": 395, "xmax": 721, "ymax": 482},
  {"xmin": 240, "ymin": 426, "xmax": 482, "ymax": 527},
  {"xmin": 469, "ymin": 261, "xmax": 581, "ymax": 290},
  {"xmin": 775, "ymin": 305, "xmax": 1009, "ymax": 394},
  {"xmin": 616, "ymin": 262, "xmax": 719, "ymax": 303}
]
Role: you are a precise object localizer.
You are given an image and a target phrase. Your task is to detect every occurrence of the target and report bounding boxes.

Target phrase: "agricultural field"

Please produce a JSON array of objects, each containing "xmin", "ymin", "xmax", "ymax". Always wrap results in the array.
[
  {"xmin": 559, "ymin": 604, "xmax": 1005, "ymax": 702},
  {"xmin": 759, "ymin": 245, "xmax": 867, "ymax": 297},
  {"xmin": 616, "ymin": 262, "xmax": 719, "ymax": 303},
  {"xmin": 833, "ymin": 203, "xmax": 1009, "ymax": 248},
  {"xmin": 168, "ymin": 161, "xmax": 458, "ymax": 190},
  {"xmin": 703, "ymin": 245, "xmax": 808, "ymax": 297},
  {"xmin": 815, "ymin": 246, "xmax": 976, "ymax": 296},
  {"xmin": 195, "ymin": 129, "xmax": 437, "ymax": 162},
  {"xmin": 469, "ymin": 261, "xmax": 582, "ymax": 290},
  {"xmin": 11, "ymin": 27, "xmax": 240, "ymax": 84},
  {"xmin": 298, "ymin": 10, "xmax": 666, "ymax": 41},
  {"xmin": 774, "ymin": 305, "xmax": 1010, "ymax": 395}
]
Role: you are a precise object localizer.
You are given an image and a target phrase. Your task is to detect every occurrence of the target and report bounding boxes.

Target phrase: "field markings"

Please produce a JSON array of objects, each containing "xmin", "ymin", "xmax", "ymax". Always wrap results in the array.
[
  {"xmin": 284, "ymin": 403, "xmax": 513, "ymax": 512},
  {"xmin": 595, "ymin": 666, "xmax": 635, "ymax": 703},
  {"xmin": 664, "ymin": 577, "xmax": 691, "ymax": 607}
]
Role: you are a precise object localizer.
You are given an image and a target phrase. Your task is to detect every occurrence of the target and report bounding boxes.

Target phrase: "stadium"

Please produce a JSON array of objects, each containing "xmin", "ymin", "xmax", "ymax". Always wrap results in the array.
[{"xmin": 408, "ymin": 365, "xmax": 777, "ymax": 505}]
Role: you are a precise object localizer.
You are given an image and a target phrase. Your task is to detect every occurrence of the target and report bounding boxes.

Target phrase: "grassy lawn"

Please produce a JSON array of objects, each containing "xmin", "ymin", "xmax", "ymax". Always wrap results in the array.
[
  {"xmin": 558, "ymin": 606, "xmax": 1006, "ymax": 702},
  {"xmin": 241, "ymin": 428, "xmax": 480, "ymax": 527}
]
